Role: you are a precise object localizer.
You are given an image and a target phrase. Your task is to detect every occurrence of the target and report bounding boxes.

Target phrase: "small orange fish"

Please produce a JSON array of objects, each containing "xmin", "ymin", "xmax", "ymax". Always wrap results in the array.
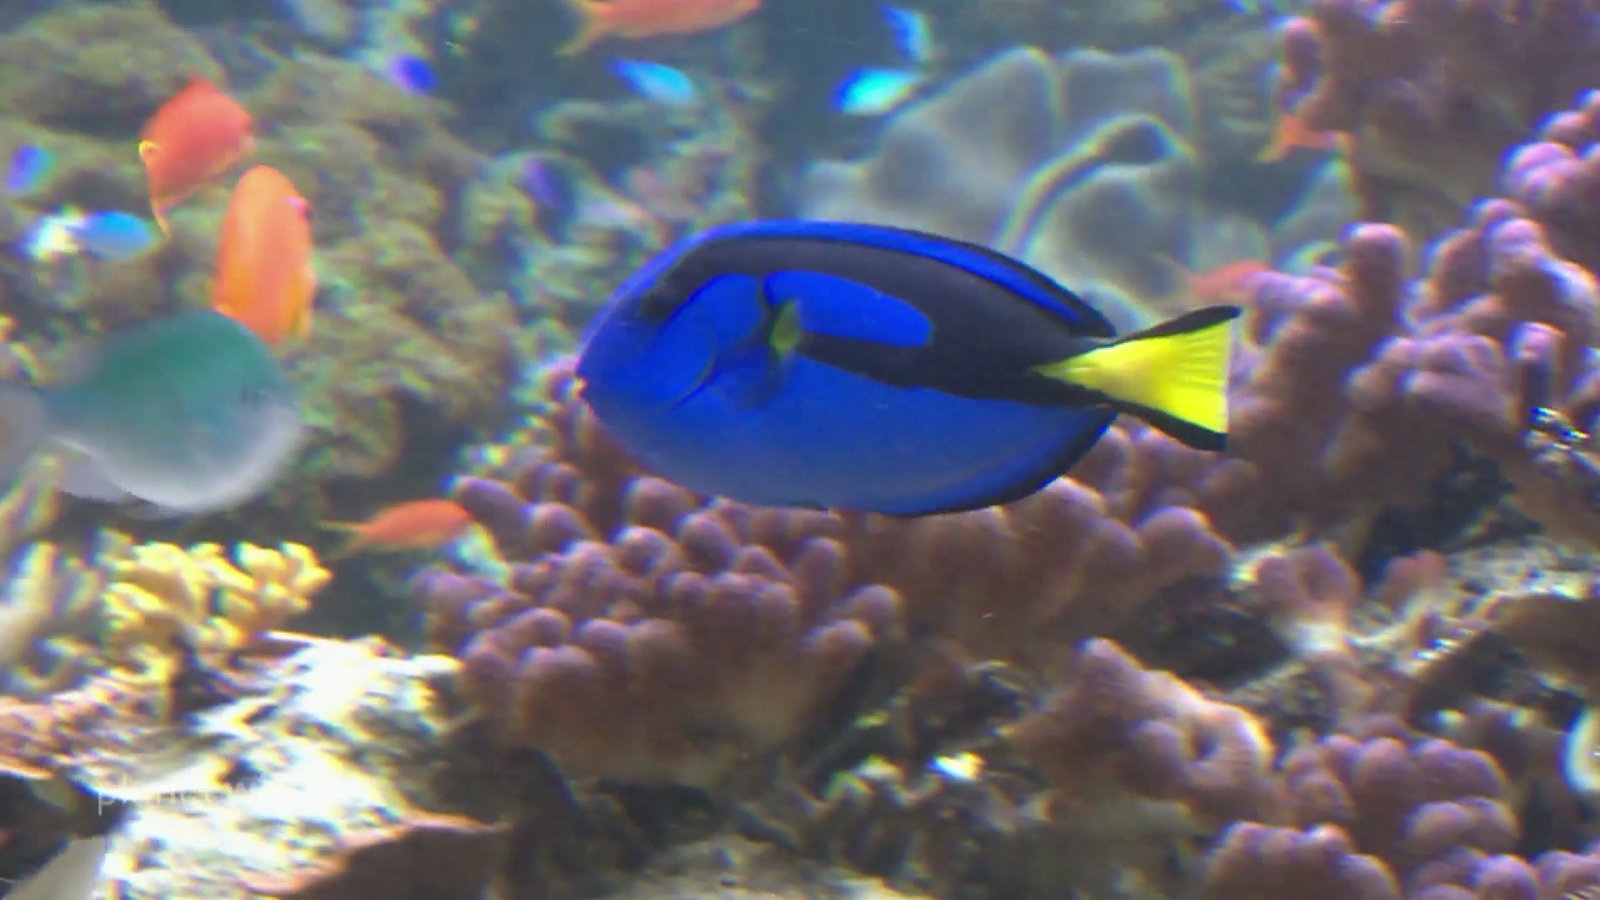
[
  {"xmin": 1160, "ymin": 256, "xmax": 1270, "ymax": 305},
  {"xmin": 559, "ymin": 0, "xmax": 761, "ymax": 55},
  {"xmin": 212, "ymin": 166, "xmax": 315, "ymax": 348},
  {"xmin": 139, "ymin": 77, "xmax": 254, "ymax": 233},
  {"xmin": 322, "ymin": 499, "xmax": 475, "ymax": 558},
  {"xmin": 1258, "ymin": 109, "xmax": 1340, "ymax": 163}
]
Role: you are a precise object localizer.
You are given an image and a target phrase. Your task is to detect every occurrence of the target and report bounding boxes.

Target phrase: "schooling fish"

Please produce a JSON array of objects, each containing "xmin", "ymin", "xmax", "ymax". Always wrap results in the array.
[
  {"xmin": 212, "ymin": 165, "xmax": 316, "ymax": 348},
  {"xmin": 0, "ymin": 309, "xmax": 303, "ymax": 516},
  {"xmin": 577, "ymin": 220, "xmax": 1239, "ymax": 516},
  {"xmin": 558, "ymin": 0, "xmax": 761, "ymax": 56},
  {"xmin": 139, "ymin": 77, "xmax": 255, "ymax": 233}
]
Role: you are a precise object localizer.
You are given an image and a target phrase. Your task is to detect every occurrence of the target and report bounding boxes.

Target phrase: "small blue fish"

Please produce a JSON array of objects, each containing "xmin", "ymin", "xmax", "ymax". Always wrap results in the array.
[
  {"xmin": 518, "ymin": 153, "xmax": 579, "ymax": 238},
  {"xmin": 612, "ymin": 60, "xmax": 699, "ymax": 107},
  {"xmin": 576, "ymin": 220, "xmax": 1239, "ymax": 516},
  {"xmin": 69, "ymin": 211, "xmax": 157, "ymax": 261},
  {"xmin": 388, "ymin": 55, "xmax": 438, "ymax": 94},
  {"xmin": 5, "ymin": 145, "xmax": 52, "ymax": 194},
  {"xmin": 835, "ymin": 68, "xmax": 924, "ymax": 116},
  {"xmin": 0, "ymin": 310, "xmax": 303, "ymax": 515},
  {"xmin": 882, "ymin": 5, "xmax": 931, "ymax": 65}
]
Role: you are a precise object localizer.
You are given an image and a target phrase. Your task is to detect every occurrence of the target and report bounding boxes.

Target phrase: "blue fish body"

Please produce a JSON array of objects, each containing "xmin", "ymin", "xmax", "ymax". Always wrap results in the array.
[
  {"xmin": 389, "ymin": 55, "xmax": 438, "ymax": 94},
  {"xmin": 882, "ymin": 5, "xmax": 931, "ymax": 64},
  {"xmin": 612, "ymin": 60, "xmax": 699, "ymax": 107},
  {"xmin": 5, "ymin": 145, "xmax": 52, "ymax": 194},
  {"xmin": 835, "ymin": 67, "xmax": 923, "ymax": 116},
  {"xmin": 71, "ymin": 211, "xmax": 156, "ymax": 261},
  {"xmin": 578, "ymin": 220, "xmax": 1239, "ymax": 516}
]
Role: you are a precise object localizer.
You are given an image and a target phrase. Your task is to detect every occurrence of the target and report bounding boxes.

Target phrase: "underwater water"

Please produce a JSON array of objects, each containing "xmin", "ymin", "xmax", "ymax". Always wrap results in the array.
[{"xmin": 6, "ymin": 0, "xmax": 1600, "ymax": 897}]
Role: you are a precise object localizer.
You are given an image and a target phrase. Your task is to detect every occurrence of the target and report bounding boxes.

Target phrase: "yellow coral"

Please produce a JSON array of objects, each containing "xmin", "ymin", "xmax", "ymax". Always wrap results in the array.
[{"xmin": 101, "ymin": 541, "xmax": 331, "ymax": 686}]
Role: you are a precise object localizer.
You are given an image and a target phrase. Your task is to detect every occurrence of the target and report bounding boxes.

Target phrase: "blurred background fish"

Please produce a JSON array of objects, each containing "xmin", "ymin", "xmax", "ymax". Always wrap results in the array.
[
  {"xmin": 558, "ymin": 0, "xmax": 762, "ymax": 55},
  {"xmin": 0, "ymin": 309, "xmax": 303, "ymax": 516},
  {"xmin": 322, "ymin": 498, "xmax": 475, "ymax": 558},
  {"xmin": 68, "ymin": 211, "xmax": 157, "ymax": 261},
  {"xmin": 578, "ymin": 220, "xmax": 1238, "ymax": 516},
  {"xmin": 4, "ymin": 144, "xmax": 51, "ymax": 194},
  {"xmin": 21, "ymin": 208, "xmax": 155, "ymax": 262},
  {"xmin": 835, "ymin": 67, "xmax": 924, "ymax": 116},
  {"xmin": 385, "ymin": 54, "xmax": 438, "ymax": 94},
  {"xmin": 211, "ymin": 165, "xmax": 316, "ymax": 348},
  {"xmin": 138, "ymin": 76, "xmax": 254, "ymax": 232},
  {"xmin": 882, "ymin": 4, "xmax": 931, "ymax": 64},
  {"xmin": 611, "ymin": 59, "xmax": 700, "ymax": 107}
]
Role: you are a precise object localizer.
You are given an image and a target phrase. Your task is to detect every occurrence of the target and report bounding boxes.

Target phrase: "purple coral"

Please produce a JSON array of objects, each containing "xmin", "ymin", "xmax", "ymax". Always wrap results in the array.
[
  {"xmin": 418, "ymin": 360, "xmax": 1244, "ymax": 784},
  {"xmin": 1007, "ymin": 638, "xmax": 1276, "ymax": 826},
  {"xmin": 1202, "ymin": 822, "xmax": 1401, "ymax": 900},
  {"xmin": 1280, "ymin": 733, "xmax": 1516, "ymax": 893},
  {"xmin": 1276, "ymin": 0, "xmax": 1600, "ymax": 234}
]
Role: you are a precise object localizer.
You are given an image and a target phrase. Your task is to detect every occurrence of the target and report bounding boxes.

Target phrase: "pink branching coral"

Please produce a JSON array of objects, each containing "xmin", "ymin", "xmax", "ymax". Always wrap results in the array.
[
  {"xmin": 1276, "ymin": 0, "xmax": 1600, "ymax": 236},
  {"xmin": 418, "ymin": 361, "xmax": 1241, "ymax": 782},
  {"xmin": 1202, "ymin": 822, "xmax": 1401, "ymax": 899},
  {"xmin": 1007, "ymin": 638, "xmax": 1276, "ymax": 828},
  {"xmin": 1230, "ymin": 189, "xmax": 1600, "ymax": 547},
  {"xmin": 1279, "ymin": 732, "xmax": 1518, "ymax": 891}
]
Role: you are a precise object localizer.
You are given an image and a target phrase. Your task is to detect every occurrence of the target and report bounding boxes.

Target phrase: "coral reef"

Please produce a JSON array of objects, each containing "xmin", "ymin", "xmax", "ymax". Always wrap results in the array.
[
  {"xmin": 241, "ymin": 812, "xmax": 507, "ymax": 900},
  {"xmin": 101, "ymin": 540, "xmax": 331, "ymax": 689},
  {"xmin": 416, "ymin": 358, "xmax": 1251, "ymax": 787},
  {"xmin": 21, "ymin": 2, "xmax": 1600, "ymax": 897},
  {"xmin": 0, "ymin": 1, "xmax": 522, "ymax": 532},
  {"xmin": 406, "ymin": 58, "xmax": 1600, "ymax": 900},
  {"xmin": 800, "ymin": 46, "xmax": 1350, "ymax": 329},
  {"xmin": 1275, "ymin": 0, "xmax": 1600, "ymax": 240},
  {"xmin": 91, "ymin": 636, "xmax": 477, "ymax": 898}
]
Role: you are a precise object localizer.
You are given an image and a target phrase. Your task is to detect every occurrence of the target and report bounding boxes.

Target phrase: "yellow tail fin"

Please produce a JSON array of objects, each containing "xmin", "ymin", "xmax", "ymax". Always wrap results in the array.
[
  {"xmin": 557, "ymin": 0, "xmax": 606, "ymax": 55},
  {"xmin": 1034, "ymin": 305, "xmax": 1240, "ymax": 450}
]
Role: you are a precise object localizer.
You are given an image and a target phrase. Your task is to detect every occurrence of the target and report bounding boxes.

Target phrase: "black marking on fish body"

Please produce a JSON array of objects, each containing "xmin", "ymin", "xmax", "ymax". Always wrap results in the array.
[{"xmin": 644, "ymin": 231, "xmax": 1114, "ymax": 406}]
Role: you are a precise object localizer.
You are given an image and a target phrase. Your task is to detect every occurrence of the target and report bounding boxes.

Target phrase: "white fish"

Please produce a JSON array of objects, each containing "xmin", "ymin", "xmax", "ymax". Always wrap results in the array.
[{"xmin": 6, "ymin": 834, "xmax": 108, "ymax": 900}]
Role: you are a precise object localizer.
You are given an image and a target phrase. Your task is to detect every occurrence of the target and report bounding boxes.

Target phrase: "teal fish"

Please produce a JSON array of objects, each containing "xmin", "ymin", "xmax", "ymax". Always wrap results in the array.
[{"xmin": 0, "ymin": 310, "xmax": 303, "ymax": 515}]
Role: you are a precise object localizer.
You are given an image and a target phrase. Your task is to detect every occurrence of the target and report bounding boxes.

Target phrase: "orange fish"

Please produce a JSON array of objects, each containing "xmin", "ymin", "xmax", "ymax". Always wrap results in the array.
[
  {"xmin": 1160, "ymin": 256, "xmax": 1271, "ymax": 305},
  {"xmin": 1258, "ymin": 109, "xmax": 1340, "ymax": 163},
  {"xmin": 139, "ymin": 77, "xmax": 254, "ymax": 233},
  {"xmin": 322, "ymin": 499, "xmax": 476, "ymax": 558},
  {"xmin": 212, "ymin": 166, "xmax": 316, "ymax": 348},
  {"xmin": 559, "ymin": 0, "xmax": 761, "ymax": 55}
]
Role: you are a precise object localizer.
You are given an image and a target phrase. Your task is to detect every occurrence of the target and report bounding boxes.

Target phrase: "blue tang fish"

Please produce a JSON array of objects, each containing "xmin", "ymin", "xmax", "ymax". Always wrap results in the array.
[
  {"xmin": 0, "ymin": 309, "xmax": 303, "ymax": 516},
  {"xmin": 576, "ymin": 220, "xmax": 1240, "ymax": 516}
]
